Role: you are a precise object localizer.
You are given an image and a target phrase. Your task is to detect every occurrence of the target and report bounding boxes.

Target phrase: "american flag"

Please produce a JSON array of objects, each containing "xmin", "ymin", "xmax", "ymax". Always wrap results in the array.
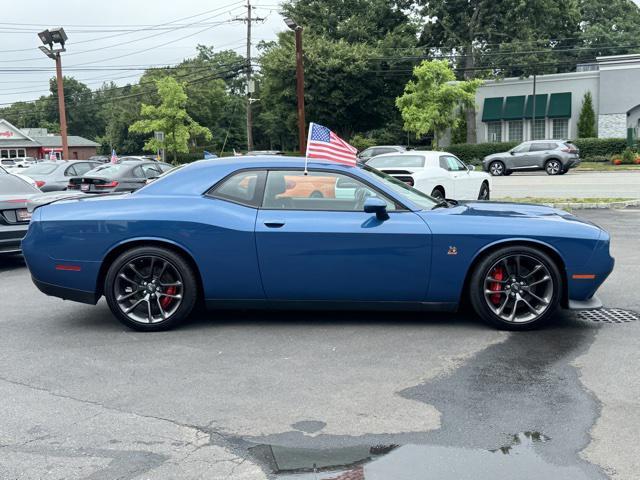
[
  {"xmin": 110, "ymin": 148, "xmax": 118, "ymax": 164},
  {"xmin": 306, "ymin": 123, "xmax": 358, "ymax": 166}
]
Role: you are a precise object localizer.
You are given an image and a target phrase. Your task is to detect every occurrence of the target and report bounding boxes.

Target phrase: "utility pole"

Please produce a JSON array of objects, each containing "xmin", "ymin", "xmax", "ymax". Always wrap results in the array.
[
  {"xmin": 236, "ymin": 1, "xmax": 264, "ymax": 152},
  {"xmin": 284, "ymin": 18, "xmax": 306, "ymax": 154},
  {"xmin": 531, "ymin": 74, "xmax": 537, "ymax": 140},
  {"xmin": 38, "ymin": 28, "xmax": 69, "ymax": 160}
]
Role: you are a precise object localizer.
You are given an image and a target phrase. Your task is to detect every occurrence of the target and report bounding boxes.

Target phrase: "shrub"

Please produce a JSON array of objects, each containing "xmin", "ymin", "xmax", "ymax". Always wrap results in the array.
[
  {"xmin": 572, "ymin": 138, "xmax": 627, "ymax": 159},
  {"xmin": 349, "ymin": 134, "xmax": 378, "ymax": 152},
  {"xmin": 621, "ymin": 147, "xmax": 636, "ymax": 165},
  {"xmin": 583, "ymin": 155, "xmax": 610, "ymax": 163}
]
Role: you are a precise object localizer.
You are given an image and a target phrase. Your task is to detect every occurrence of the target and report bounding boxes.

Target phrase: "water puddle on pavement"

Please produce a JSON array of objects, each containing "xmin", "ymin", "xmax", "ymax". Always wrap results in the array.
[{"xmin": 250, "ymin": 431, "xmax": 591, "ymax": 479}]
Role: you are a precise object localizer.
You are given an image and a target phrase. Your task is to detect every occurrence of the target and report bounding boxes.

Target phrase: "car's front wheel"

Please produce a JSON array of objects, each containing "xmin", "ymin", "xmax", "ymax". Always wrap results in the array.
[
  {"xmin": 104, "ymin": 246, "xmax": 198, "ymax": 331},
  {"xmin": 469, "ymin": 245, "xmax": 562, "ymax": 330},
  {"xmin": 489, "ymin": 161, "xmax": 505, "ymax": 176}
]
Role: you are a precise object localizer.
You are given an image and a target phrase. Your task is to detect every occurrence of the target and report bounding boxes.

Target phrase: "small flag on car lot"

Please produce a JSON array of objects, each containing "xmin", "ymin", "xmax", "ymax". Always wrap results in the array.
[
  {"xmin": 305, "ymin": 122, "xmax": 358, "ymax": 172},
  {"xmin": 110, "ymin": 149, "xmax": 118, "ymax": 164},
  {"xmin": 203, "ymin": 150, "xmax": 218, "ymax": 159}
]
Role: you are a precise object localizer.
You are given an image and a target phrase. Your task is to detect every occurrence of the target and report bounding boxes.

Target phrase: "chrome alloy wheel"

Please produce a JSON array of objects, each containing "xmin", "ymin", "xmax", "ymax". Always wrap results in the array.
[
  {"xmin": 483, "ymin": 254, "xmax": 553, "ymax": 324},
  {"xmin": 114, "ymin": 255, "xmax": 184, "ymax": 324},
  {"xmin": 489, "ymin": 161, "xmax": 504, "ymax": 176},
  {"xmin": 546, "ymin": 160, "xmax": 561, "ymax": 175}
]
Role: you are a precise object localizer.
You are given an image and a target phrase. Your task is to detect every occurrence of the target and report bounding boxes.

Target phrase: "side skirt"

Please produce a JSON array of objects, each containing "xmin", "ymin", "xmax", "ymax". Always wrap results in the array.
[{"xmin": 205, "ymin": 299, "xmax": 458, "ymax": 312}]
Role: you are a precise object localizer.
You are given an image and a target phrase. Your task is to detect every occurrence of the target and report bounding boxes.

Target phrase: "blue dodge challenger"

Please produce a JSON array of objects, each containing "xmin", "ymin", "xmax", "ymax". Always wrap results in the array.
[{"xmin": 22, "ymin": 156, "xmax": 614, "ymax": 331}]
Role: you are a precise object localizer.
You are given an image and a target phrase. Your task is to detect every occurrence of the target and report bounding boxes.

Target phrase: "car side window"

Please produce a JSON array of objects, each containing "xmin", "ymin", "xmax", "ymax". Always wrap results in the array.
[
  {"xmin": 141, "ymin": 164, "xmax": 162, "ymax": 178},
  {"xmin": 360, "ymin": 148, "xmax": 373, "ymax": 158},
  {"xmin": 132, "ymin": 166, "xmax": 145, "ymax": 178},
  {"xmin": 439, "ymin": 156, "xmax": 465, "ymax": 172},
  {"xmin": 73, "ymin": 163, "xmax": 93, "ymax": 175},
  {"xmin": 208, "ymin": 170, "xmax": 266, "ymax": 208},
  {"xmin": 64, "ymin": 165, "xmax": 78, "ymax": 176},
  {"xmin": 376, "ymin": 147, "xmax": 396, "ymax": 155},
  {"xmin": 530, "ymin": 143, "xmax": 551, "ymax": 152},
  {"xmin": 262, "ymin": 170, "xmax": 396, "ymax": 212},
  {"xmin": 512, "ymin": 144, "xmax": 529, "ymax": 153}
]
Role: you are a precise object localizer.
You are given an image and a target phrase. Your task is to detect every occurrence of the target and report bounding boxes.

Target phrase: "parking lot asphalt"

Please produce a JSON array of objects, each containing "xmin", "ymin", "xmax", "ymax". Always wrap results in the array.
[
  {"xmin": 491, "ymin": 170, "xmax": 640, "ymax": 199},
  {"xmin": 0, "ymin": 209, "xmax": 639, "ymax": 479}
]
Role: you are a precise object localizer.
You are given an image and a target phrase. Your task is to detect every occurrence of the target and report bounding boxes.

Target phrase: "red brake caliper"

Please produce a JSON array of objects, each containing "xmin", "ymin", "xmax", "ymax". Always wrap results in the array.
[
  {"xmin": 160, "ymin": 286, "xmax": 176, "ymax": 309},
  {"xmin": 489, "ymin": 266, "xmax": 504, "ymax": 305}
]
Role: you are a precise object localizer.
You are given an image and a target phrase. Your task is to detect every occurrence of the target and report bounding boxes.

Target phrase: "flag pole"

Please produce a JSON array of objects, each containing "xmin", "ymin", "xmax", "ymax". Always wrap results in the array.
[{"xmin": 304, "ymin": 122, "xmax": 313, "ymax": 175}]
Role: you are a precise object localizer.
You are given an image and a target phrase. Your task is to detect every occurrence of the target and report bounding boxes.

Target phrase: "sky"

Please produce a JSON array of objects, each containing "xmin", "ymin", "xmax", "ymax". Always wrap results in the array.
[{"xmin": 0, "ymin": 0, "xmax": 285, "ymax": 106}]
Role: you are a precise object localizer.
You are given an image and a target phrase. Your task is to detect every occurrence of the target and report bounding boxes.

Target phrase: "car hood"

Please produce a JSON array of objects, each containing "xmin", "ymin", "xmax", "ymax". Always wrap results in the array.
[
  {"xmin": 423, "ymin": 200, "xmax": 602, "ymax": 233},
  {"xmin": 483, "ymin": 152, "xmax": 508, "ymax": 162}
]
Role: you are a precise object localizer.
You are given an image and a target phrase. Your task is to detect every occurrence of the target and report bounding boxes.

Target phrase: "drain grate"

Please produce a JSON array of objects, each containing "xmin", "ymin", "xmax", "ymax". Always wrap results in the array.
[{"xmin": 576, "ymin": 308, "xmax": 640, "ymax": 324}]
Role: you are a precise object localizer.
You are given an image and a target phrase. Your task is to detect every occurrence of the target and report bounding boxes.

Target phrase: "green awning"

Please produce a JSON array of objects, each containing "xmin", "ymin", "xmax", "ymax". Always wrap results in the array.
[
  {"xmin": 524, "ymin": 94, "xmax": 548, "ymax": 119},
  {"xmin": 547, "ymin": 92, "xmax": 572, "ymax": 118},
  {"xmin": 502, "ymin": 96, "xmax": 526, "ymax": 120},
  {"xmin": 482, "ymin": 97, "xmax": 504, "ymax": 122}
]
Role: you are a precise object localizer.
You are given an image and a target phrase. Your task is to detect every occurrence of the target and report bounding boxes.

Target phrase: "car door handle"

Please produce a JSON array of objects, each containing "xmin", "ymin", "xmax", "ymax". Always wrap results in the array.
[{"xmin": 263, "ymin": 220, "xmax": 285, "ymax": 228}]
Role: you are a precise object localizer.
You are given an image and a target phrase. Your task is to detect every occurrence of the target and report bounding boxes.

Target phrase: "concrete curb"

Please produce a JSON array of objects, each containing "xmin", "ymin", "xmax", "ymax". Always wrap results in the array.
[{"xmin": 538, "ymin": 200, "xmax": 640, "ymax": 210}]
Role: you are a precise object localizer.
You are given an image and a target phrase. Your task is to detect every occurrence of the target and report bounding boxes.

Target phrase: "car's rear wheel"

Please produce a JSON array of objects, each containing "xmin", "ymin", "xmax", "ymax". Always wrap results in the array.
[
  {"xmin": 104, "ymin": 246, "xmax": 198, "ymax": 331},
  {"xmin": 545, "ymin": 159, "xmax": 562, "ymax": 175},
  {"xmin": 478, "ymin": 182, "xmax": 490, "ymax": 200},
  {"xmin": 469, "ymin": 245, "xmax": 562, "ymax": 330},
  {"xmin": 489, "ymin": 161, "xmax": 505, "ymax": 176}
]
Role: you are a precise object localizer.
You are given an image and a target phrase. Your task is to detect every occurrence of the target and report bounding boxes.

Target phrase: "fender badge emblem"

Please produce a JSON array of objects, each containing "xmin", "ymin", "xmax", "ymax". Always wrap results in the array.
[{"xmin": 447, "ymin": 246, "xmax": 458, "ymax": 255}]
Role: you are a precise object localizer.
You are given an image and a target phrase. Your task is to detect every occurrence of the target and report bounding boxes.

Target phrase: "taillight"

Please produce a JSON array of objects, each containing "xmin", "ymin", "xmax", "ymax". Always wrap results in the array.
[
  {"xmin": 35, "ymin": 180, "xmax": 45, "ymax": 188},
  {"xmin": 95, "ymin": 181, "xmax": 119, "ymax": 188}
]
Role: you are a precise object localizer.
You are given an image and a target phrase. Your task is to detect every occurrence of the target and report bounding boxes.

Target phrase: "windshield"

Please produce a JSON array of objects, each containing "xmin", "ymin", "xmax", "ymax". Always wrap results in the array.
[
  {"xmin": 21, "ymin": 163, "xmax": 59, "ymax": 175},
  {"xmin": 361, "ymin": 165, "xmax": 439, "ymax": 210},
  {"xmin": 367, "ymin": 155, "xmax": 425, "ymax": 168}
]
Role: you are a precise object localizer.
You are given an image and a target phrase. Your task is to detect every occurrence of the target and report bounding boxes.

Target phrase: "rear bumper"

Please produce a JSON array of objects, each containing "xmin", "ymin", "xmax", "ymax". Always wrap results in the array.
[
  {"xmin": 0, "ymin": 224, "xmax": 28, "ymax": 254},
  {"xmin": 32, "ymin": 277, "xmax": 99, "ymax": 304},
  {"xmin": 568, "ymin": 295, "xmax": 602, "ymax": 310},
  {"xmin": 564, "ymin": 157, "xmax": 581, "ymax": 169}
]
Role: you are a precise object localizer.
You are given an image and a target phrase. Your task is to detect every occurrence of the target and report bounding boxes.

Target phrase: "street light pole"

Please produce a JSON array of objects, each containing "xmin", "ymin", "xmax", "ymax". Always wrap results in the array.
[
  {"xmin": 54, "ymin": 53, "xmax": 69, "ymax": 161},
  {"xmin": 38, "ymin": 28, "xmax": 69, "ymax": 161},
  {"xmin": 285, "ymin": 18, "xmax": 306, "ymax": 154}
]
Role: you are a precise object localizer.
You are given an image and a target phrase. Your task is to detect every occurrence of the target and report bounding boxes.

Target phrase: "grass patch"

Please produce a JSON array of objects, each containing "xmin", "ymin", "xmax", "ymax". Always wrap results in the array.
[
  {"xmin": 577, "ymin": 162, "xmax": 640, "ymax": 171},
  {"xmin": 495, "ymin": 197, "xmax": 633, "ymax": 204}
]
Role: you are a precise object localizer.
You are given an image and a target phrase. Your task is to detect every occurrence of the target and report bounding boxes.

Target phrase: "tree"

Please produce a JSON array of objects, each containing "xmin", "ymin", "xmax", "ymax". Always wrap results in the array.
[
  {"xmin": 577, "ymin": 91, "xmax": 597, "ymax": 138},
  {"xmin": 129, "ymin": 77, "xmax": 212, "ymax": 162},
  {"xmin": 396, "ymin": 60, "xmax": 480, "ymax": 148}
]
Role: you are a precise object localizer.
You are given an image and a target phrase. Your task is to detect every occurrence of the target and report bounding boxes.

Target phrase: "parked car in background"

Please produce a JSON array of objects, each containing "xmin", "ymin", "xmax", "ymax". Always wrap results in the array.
[
  {"xmin": 88, "ymin": 155, "xmax": 110, "ymax": 163},
  {"xmin": 366, "ymin": 151, "xmax": 491, "ymax": 200},
  {"xmin": 0, "ymin": 165, "xmax": 39, "ymax": 189},
  {"xmin": 68, "ymin": 161, "xmax": 173, "ymax": 193},
  {"xmin": 118, "ymin": 155, "xmax": 159, "ymax": 163},
  {"xmin": 483, "ymin": 140, "xmax": 580, "ymax": 176},
  {"xmin": 246, "ymin": 150, "xmax": 285, "ymax": 156},
  {"xmin": 4, "ymin": 157, "xmax": 37, "ymax": 169},
  {"xmin": 19, "ymin": 160, "xmax": 102, "ymax": 191},
  {"xmin": 0, "ymin": 172, "xmax": 40, "ymax": 254},
  {"xmin": 357, "ymin": 145, "xmax": 406, "ymax": 162}
]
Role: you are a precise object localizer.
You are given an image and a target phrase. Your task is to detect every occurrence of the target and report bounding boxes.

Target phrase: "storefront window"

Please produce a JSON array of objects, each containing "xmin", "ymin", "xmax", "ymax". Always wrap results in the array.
[
  {"xmin": 487, "ymin": 122, "xmax": 502, "ymax": 142},
  {"xmin": 552, "ymin": 118, "xmax": 569, "ymax": 139},
  {"xmin": 532, "ymin": 119, "xmax": 546, "ymax": 140},
  {"xmin": 508, "ymin": 120, "xmax": 523, "ymax": 142}
]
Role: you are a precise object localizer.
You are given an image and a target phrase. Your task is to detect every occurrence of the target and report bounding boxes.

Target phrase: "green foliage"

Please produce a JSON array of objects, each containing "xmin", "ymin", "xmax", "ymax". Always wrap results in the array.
[
  {"xmin": 572, "ymin": 138, "xmax": 628, "ymax": 159},
  {"xmin": 450, "ymin": 110, "xmax": 467, "ymax": 145},
  {"xmin": 621, "ymin": 147, "xmax": 636, "ymax": 164},
  {"xmin": 129, "ymin": 77, "xmax": 212, "ymax": 162},
  {"xmin": 349, "ymin": 134, "xmax": 377, "ymax": 151},
  {"xmin": 577, "ymin": 92, "xmax": 597, "ymax": 138},
  {"xmin": 447, "ymin": 142, "xmax": 519, "ymax": 164},
  {"xmin": 396, "ymin": 60, "xmax": 480, "ymax": 148}
]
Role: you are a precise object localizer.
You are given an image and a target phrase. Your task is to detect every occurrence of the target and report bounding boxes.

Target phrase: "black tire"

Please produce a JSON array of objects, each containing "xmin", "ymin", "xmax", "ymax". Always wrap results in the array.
[
  {"xmin": 469, "ymin": 245, "xmax": 562, "ymax": 330},
  {"xmin": 310, "ymin": 191, "xmax": 324, "ymax": 198},
  {"xmin": 478, "ymin": 182, "xmax": 490, "ymax": 200},
  {"xmin": 545, "ymin": 159, "xmax": 562, "ymax": 175},
  {"xmin": 503, "ymin": 170, "xmax": 513, "ymax": 176},
  {"xmin": 104, "ymin": 246, "xmax": 198, "ymax": 331},
  {"xmin": 489, "ymin": 161, "xmax": 505, "ymax": 176},
  {"xmin": 559, "ymin": 168, "xmax": 567, "ymax": 175},
  {"xmin": 431, "ymin": 187, "xmax": 445, "ymax": 200}
]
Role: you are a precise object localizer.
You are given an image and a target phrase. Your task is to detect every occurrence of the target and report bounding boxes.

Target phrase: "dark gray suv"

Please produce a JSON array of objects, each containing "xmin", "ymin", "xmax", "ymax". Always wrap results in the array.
[{"xmin": 483, "ymin": 140, "xmax": 580, "ymax": 176}]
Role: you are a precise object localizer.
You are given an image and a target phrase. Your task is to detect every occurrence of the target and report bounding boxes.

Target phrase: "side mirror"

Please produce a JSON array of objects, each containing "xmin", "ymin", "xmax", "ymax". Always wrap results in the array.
[
  {"xmin": 510, "ymin": 151, "xmax": 515, "ymax": 155},
  {"xmin": 364, "ymin": 197, "xmax": 389, "ymax": 221},
  {"xmin": 467, "ymin": 165, "xmax": 475, "ymax": 171}
]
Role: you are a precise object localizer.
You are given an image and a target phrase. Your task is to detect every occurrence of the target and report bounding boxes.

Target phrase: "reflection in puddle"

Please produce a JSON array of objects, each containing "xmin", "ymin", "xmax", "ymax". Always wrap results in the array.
[{"xmin": 250, "ymin": 432, "xmax": 591, "ymax": 479}]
